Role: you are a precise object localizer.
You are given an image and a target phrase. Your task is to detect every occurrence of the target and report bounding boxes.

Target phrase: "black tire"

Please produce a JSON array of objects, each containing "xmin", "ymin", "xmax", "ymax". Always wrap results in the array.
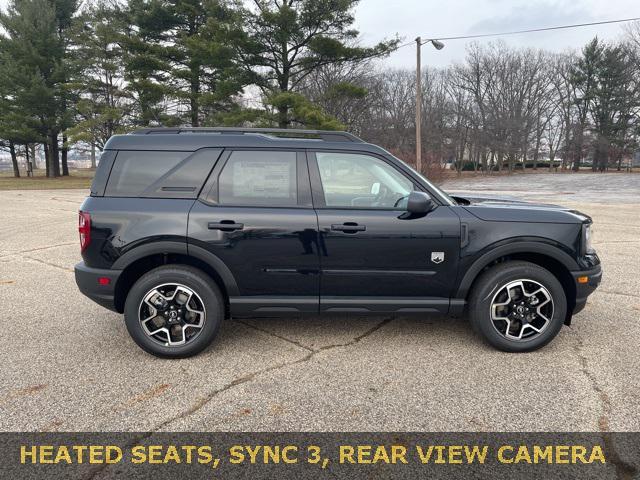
[
  {"xmin": 468, "ymin": 261, "xmax": 567, "ymax": 352},
  {"xmin": 124, "ymin": 265, "xmax": 224, "ymax": 358}
]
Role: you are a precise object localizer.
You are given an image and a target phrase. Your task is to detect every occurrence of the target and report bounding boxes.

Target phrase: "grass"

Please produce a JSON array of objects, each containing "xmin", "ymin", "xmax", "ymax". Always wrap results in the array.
[
  {"xmin": 439, "ymin": 166, "xmax": 639, "ymax": 180},
  {"xmin": 0, "ymin": 168, "xmax": 94, "ymax": 190},
  {"xmin": 0, "ymin": 165, "xmax": 636, "ymax": 191}
]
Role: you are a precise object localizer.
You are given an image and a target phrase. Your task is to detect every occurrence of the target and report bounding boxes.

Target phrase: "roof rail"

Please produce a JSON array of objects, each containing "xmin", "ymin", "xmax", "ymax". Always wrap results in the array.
[{"xmin": 131, "ymin": 127, "xmax": 363, "ymax": 143}]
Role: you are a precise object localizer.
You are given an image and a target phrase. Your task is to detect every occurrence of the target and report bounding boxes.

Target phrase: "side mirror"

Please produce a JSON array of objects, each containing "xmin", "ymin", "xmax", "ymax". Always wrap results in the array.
[{"xmin": 406, "ymin": 191, "xmax": 434, "ymax": 214}]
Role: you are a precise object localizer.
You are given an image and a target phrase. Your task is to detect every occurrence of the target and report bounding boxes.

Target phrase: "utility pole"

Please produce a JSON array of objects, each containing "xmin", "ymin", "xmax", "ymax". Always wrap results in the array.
[
  {"xmin": 415, "ymin": 37, "xmax": 422, "ymax": 174},
  {"xmin": 414, "ymin": 38, "xmax": 444, "ymax": 175}
]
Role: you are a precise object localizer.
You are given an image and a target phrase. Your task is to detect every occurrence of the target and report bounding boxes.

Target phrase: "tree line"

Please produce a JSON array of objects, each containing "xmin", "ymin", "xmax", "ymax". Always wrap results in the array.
[
  {"xmin": 303, "ymin": 29, "xmax": 640, "ymax": 173},
  {"xmin": 1, "ymin": 0, "xmax": 638, "ymax": 178},
  {"xmin": 0, "ymin": 0, "xmax": 397, "ymax": 177}
]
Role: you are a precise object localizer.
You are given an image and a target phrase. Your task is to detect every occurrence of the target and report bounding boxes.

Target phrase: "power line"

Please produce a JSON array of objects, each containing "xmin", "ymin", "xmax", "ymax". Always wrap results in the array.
[
  {"xmin": 435, "ymin": 17, "xmax": 640, "ymax": 41},
  {"xmin": 402, "ymin": 16, "xmax": 640, "ymax": 164},
  {"xmin": 393, "ymin": 17, "xmax": 640, "ymax": 51}
]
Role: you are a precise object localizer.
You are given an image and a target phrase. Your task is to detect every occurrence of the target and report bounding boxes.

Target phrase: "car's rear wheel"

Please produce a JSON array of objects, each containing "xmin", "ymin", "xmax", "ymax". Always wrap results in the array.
[
  {"xmin": 468, "ymin": 261, "xmax": 567, "ymax": 352},
  {"xmin": 124, "ymin": 265, "xmax": 223, "ymax": 358}
]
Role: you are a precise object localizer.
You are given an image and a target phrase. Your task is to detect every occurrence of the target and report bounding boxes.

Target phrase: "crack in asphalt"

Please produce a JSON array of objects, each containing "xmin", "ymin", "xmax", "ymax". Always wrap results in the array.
[
  {"xmin": 20, "ymin": 255, "xmax": 74, "ymax": 272},
  {"xmin": 234, "ymin": 319, "xmax": 315, "ymax": 352},
  {"xmin": 37, "ymin": 207, "xmax": 78, "ymax": 215},
  {"xmin": 595, "ymin": 223, "xmax": 640, "ymax": 229},
  {"xmin": 0, "ymin": 242, "xmax": 77, "ymax": 259},
  {"xmin": 597, "ymin": 290, "xmax": 640, "ymax": 299},
  {"xmin": 86, "ymin": 316, "xmax": 394, "ymax": 479},
  {"xmin": 572, "ymin": 335, "xmax": 637, "ymax": 480},
  {"xmin": 593, "ymin": 241, "xmax": 640, "ymax": 245},
  {"xmin": 50, "ymin": 196, "xmax": 85, "ymax": 204},
  {"xmin": 155, "ymin": 316, "xmax": 395, "ymax": 431}
]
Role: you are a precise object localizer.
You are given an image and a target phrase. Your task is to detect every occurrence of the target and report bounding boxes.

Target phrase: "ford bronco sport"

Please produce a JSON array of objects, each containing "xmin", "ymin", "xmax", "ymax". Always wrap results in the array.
[{"xmin": 75, "ymin": 127, "xmax": 601, "ymax": 357}]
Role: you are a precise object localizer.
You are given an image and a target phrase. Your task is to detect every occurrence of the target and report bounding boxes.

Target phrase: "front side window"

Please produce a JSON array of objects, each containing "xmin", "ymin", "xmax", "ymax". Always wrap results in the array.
[
  {"xmin": 316, "ymin": 152, "xmax": 413, "ymax": 209},
  {"xmin": 218, "ymin": 151, "xmax": 297, "ymax": 206}
]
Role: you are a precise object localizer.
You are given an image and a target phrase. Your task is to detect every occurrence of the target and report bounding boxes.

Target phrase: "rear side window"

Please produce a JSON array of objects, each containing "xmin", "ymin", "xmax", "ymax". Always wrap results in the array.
[
  {"xmin": 218, "ymin": 151, "xmax": 297, "ymax": 206},
  {"xmin": 105, "ymin": 149, "xmax": 221, "ymax": 198}
]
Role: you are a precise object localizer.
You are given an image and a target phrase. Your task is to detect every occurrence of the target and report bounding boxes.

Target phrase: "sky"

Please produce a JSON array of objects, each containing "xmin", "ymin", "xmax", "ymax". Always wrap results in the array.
[
  {"xmin": 353, "ymin": 0, "xmax": 640, "ymax": 68},
  {"xmin": 0, "ymin": 0, "xmax": 638, "ymax": 69}
]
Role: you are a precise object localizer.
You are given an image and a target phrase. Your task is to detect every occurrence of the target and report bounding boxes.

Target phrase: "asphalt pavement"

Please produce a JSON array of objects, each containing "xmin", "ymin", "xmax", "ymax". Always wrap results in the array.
[{"xmin": 0, "ymin": 172, "xmax": 639, "ymax": 433}]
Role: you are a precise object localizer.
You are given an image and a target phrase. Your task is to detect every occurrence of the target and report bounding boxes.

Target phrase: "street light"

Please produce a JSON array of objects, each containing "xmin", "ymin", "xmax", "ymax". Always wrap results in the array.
[{"xmin": 415, "ymin": 37, "xmax": 445, "ymax": 174}]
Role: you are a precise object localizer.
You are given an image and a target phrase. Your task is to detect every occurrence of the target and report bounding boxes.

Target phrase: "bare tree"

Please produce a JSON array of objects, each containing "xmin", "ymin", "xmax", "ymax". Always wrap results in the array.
[
  {"xmin": 298, "ymin": 60, "xmax": 378, "ymax": 135},
  {"xmin": 274, "ymin": 37, "xmax": 640, "ymax": 176}
]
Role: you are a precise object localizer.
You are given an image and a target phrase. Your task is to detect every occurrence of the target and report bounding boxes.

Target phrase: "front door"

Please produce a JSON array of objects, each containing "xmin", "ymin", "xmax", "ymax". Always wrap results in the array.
[
  {"xmin": 309, "ymin": 151, "xmax": 460, "ymax": 313},
  {"xmin": 188, "ymin": 149, "xmax": 320, "ymax": 316}
]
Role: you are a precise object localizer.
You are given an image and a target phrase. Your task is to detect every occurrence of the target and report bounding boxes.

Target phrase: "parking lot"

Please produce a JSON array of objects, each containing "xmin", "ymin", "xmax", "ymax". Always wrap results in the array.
[{"xmin": 0, "ymin": 172, "xmax": 639, "ymax": 433}]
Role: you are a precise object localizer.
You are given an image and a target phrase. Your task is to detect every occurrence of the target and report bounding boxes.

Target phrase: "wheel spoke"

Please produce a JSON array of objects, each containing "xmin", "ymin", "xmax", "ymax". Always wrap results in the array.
[
  {"xmin": 167, "ymin": 325, "xmax": 186, "ymax": 346},
  {"xmin": 174, "ymin": 286, "xmax": 193, "ymax": 305},
  {"xmin": 140, "ymin": 308, "xmax": 157, "ymax": 323},
  {"xmin": 145, "ymin": 325, "xmax": 168, "ymax": 337},
  {"xmin": 536, "ymin": 310, "xmax": 551, "ymax": 322},
  {"xmin": 536, "ymin": 297, "xmax": 551, "ymax": 308}
]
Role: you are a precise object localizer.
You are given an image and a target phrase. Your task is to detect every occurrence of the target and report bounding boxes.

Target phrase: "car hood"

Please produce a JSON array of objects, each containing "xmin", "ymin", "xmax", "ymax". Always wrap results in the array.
[{"xmin": 450, "ymin": 194, "xmax": 591, "ymax": 224}]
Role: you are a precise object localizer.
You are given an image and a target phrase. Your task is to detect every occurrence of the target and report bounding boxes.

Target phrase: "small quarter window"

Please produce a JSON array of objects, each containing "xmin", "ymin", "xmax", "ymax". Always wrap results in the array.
[{"xmin": 218, "ymin": 151, "xmax": 297, "ymax": 206}]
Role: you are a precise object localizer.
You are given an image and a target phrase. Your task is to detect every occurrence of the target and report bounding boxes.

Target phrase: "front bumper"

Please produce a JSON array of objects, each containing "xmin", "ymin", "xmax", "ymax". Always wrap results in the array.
[
  {"xmin": 571, "ymin": 263, "xmax": 602, "ymax": 315},
  {"xmin": 75, "ymin": 262, "xmax": 122, "ymax": 312}
]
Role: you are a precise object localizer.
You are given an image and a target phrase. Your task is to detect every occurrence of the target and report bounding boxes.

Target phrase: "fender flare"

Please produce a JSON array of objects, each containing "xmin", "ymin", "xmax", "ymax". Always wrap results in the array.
[
  {"xmin": 455, "ymin": 240, "xmax": 579, "ymax": 299},
  {"xmin": 112, "ymin": 240, "xmax": 187, "ymax": 270},
  {"xmin": 187, "ymin": 244, "xmax": 239, "ymax": 296},
  {"xmin": 112, "ymin": 240, "xmax": 239, "ymax": 296}
]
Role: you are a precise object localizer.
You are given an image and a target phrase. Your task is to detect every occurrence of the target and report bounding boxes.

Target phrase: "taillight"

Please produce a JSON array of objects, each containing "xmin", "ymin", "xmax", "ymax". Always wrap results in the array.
[{"xmin": 79, "ymin": 211, "xmax": 91, "ymax": 252}]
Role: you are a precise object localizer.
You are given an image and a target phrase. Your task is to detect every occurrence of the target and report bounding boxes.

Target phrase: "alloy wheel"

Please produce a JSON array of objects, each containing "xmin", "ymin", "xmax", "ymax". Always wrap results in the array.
[
  {"xmin": 490, "ymin": 279, "xmax": 554, "ymax": 341},
  {"xmin": 138, "ymin": 283, "xmax": 206, "ymax": 347}
]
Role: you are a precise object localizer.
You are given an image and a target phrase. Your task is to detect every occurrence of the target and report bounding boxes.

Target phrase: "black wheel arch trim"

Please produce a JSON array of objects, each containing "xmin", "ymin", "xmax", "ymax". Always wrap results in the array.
[
  {"xmin": 455, "ymin": 240, "xmax": 579, "ymax": 299},
  {"xmin": 110, "ymin": 240, "xmax": 240, "ymax": 297},
  {"xmin": 186, "ymin": 244, "xmax": 240, "ymax": 296},
  {"xmin": 112, "ymin": 241, "xmax": 188, "ymax": 270}
]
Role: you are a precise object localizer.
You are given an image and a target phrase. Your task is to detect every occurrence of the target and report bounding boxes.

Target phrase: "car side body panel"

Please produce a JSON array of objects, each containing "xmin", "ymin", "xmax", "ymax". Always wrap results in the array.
[
  {"xmin": 76, "ymin": 131, "xmax": 601, "ymax": 325},
  {"xmin": 80, "ymin": 196, "xmax": 194, "ymax": 270},
  {"xmin": 187, "ymin": 202, "xmax": 321, "ymax": 299}
]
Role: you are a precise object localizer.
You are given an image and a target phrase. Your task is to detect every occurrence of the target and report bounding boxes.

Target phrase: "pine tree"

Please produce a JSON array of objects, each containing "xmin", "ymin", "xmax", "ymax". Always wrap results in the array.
[
  {"xmin": 0, "ymin": 0, "xmax": 79, "ymax": 177},
  {"xmin": 67, "ymin": 1, "xmax": 133, "ymax": 151},
  {"xmin": 120, "ymin": 0, "xmax": 249, "ymax": 127},
  {"xmin": 571, "ymin": 38, "xmax": 640, "ymax": 171},
  {"xmin": 589, "ymin": 44, "xmax": 639, "ymax": 171},
  {"xmin": 0, "ymin": 93, "xmax": 41, "ymax": 177},
  {"xmin": 570, "ymin": 38, "xmax": 602, "ymax": 171},
  {"xmin": 241, "ymin": 0, "xmax": 398, "ymax": 128}
]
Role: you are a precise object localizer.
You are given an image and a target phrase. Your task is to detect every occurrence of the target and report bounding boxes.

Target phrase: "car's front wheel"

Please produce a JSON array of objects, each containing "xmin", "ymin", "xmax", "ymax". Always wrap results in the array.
[
  {"xmin": 124, "ymin": 265, "xmax": 224, "ymax": 358},
  {"xmin": 468, "ymin": 261, "xmax": 567, "ymax": 352}
]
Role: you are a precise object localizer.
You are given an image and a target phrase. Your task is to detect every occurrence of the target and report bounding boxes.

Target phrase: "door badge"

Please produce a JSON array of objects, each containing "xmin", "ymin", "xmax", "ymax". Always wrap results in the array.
[{"xmin": 431, "ymin": 252, "xmax": 445, "ymax": 264}]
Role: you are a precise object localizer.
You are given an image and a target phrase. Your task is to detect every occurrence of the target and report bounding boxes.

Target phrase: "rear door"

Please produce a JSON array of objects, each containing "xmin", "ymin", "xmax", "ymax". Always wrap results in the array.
[
  {"xmin": 309, "ymin": 150, "xmax": 460, "ymax": 313},
  {"xmin": 188, "ymin": 149, "xmax": 320, "ymax": 316}
]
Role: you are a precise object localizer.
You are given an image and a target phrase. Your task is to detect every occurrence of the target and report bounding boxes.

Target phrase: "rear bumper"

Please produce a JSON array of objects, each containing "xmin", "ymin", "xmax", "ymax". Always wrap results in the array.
[
  {"xmin": 571, "ymin": 263, "xmax": 602, "ymax": 314},
  {"xmin": 74, "ymin": 262, "xmax": 122, "ymax": 312}
]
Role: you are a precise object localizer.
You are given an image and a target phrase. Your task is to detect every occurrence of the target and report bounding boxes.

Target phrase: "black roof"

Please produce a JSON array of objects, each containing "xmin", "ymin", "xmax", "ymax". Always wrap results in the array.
[{"xmin": 103, "ymin": 127, "xmax": 384, "ymax": 153}]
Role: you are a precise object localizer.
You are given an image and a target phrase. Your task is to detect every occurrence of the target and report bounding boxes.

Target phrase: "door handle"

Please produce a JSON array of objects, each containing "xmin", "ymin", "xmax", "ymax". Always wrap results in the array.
[
  {"xmin": 208, "ymin": 221, "xmax": 244, "ymax": 232},
  {"xmin": 331, "ymin": 223, "xmax": 366, "ymax": 233}
]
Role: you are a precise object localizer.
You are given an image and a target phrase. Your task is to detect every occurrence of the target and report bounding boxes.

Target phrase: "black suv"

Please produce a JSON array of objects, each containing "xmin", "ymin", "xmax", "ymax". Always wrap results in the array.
[{"xmin": 75, "ymin": 127, "xmax": 601, "ymax": 357}]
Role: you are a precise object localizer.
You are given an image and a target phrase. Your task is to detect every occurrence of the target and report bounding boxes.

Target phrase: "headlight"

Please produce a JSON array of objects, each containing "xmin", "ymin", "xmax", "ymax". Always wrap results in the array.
[{"xmin": 582, "ymin": 224, "xmax": 593, "ymax": 254}]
